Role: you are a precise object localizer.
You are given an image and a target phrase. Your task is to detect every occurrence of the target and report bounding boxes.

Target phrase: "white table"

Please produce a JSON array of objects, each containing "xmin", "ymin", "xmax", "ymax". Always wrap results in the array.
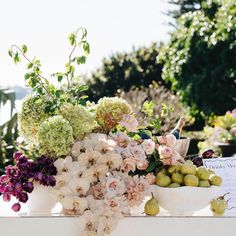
[{"xmin": 1, "ymin": 199, "xmax": 236, "ymax": 236}]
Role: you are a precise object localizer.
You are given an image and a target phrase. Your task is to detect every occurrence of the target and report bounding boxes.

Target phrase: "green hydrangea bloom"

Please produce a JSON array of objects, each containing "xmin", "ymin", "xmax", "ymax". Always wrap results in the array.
[
  {"xmin": 95, "ymin": 97, "xmax": 132, "ymax": 132},
  {"xmin": 59, "ymin": 103, "xmax": 97, "ymax": 139},
  {"xmin": 38, "ymin": 115, "xmax": 74, "ymax": 157},
  {"xmin": 18, "ymin": 94, "xmax": 49, "ymax": 144}
]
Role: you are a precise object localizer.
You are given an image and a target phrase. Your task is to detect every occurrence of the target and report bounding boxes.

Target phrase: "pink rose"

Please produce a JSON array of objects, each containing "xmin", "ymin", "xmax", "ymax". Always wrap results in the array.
[
  {"xmin": 91, "ymin": 183, "xmax": 104, "ymax": 200},
  {"xmin": 142, "ymin": 139, "xmax": 155, "ymax": 155},
  {"xmin": 122, "ymin": 158, "xmax": 136, "ymax": 172},
  {"xmin": 119, "ymin": 115, "xmax": 139, "ymax": 132},
  {"xmin": 128, "ymin": 143, "xmax": 146, "ymax": 160},
  {"xmin": 110, "ymin": 132, "xmax": 130, "ymax": 147},
  {"xmin": 158, "ymin": 145, "xmax": 173, "ymax": 158},
  {"xmin": 166, "ymin": 134, "xmax": 177, "ymax": 147},
  {"xmin": 145, "ymin": 173, "xmax": 156, "ymax": 185},
  {"xmin": 136, "ymin": 160, "xmax": 148, "ymax": 170},
  {"xmin": 158, "ymin": 136, "xmax": 167, "ymax": 145}
]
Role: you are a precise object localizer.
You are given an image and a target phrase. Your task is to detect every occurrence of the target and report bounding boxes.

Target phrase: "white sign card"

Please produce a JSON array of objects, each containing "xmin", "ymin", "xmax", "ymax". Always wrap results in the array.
[{"xmin": 203, "ymin": 157, "xmax": 236, "ymax": 215}]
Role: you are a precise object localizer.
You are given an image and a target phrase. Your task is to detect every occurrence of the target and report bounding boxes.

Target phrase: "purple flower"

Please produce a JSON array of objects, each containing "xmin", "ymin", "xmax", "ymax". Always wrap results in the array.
[
  {"xmin": 18, "ymin": 192, "xmax": 28, "ymax": 203},
  {"xmin": 23, "ymin": 182, "xmax": 34, "ymax": 193},
  {"xmin": 5, "ymin": 166, "xmax": 18, "ymax": 177},
  {"xmin": 11, "ymin": 203, "xmax": 21, "ymax": 212},
  {"xmin": 13, "ymin": 152, "xmax": 22, "ymax": 161},
  {"xmin": 15, "ymin": 182, "xmax": 23, "ymax": 193},
  {"xmin": 2, "ymin": 193, "xmax": 11, "ymax": 202},
  {"xmin": 46, "ymin": 176, "xmax": 56, "ymax": 187}
]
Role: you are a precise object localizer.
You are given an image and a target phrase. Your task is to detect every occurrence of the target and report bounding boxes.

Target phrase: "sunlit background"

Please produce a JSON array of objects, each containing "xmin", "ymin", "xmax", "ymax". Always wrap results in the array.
[{"xmin": 0, "ymin": 0, "xmax": 172, "ymax": 87}]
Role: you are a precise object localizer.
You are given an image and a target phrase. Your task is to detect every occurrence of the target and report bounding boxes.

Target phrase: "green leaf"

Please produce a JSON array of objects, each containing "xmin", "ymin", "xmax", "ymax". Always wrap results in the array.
[
  {"xmin": 22, "ymin": 45, "xmax": 28, "ymax": 54},
  {"xmin": 55, "ymin": 90, "xmax": 61, "ymax": 97},
  {"xmin": 76, "ymin": 56, "xmax": 86, "ymax": 65},
  {"xmin": 146, "ymin": 162, "xmax": 156, "ymax": 173},
  {"xmin": 83, "ymin": 42, "xmax": 90, "ymax": 55},
  {"xmin": 13, "ymin": 52, "xmax": 21, "ymax": 64},
  {"xmin": 80, "ymin": 28, "xmax": 87, "ymax": 39},
  {"xmin": 27, "ymin": 62, "xmax": 34, "ymax": 69},
  {"xmin": 142, "ymin": 101, "xmax": 154, "ymax": 117},
  {"xmin": 68, "ymin": 33, "xmax": 76, "ymax": 46},
  {"xmin": 8, "ymin": 49, "xmax": 13, "ymax": 57},
  {"xmin": 24, "ymin": 73, "xmax": 30, "ymax": 80},
  {"xmin": 77, "ymin": 85, "xmax": 89, "ymax": 92}
]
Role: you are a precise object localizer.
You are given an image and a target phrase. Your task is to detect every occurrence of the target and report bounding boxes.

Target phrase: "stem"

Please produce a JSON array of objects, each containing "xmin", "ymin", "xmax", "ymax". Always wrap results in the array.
[
  {"xmin": 11, "ymin": 45, "xmax": 51, "ymax": 96},
  {"xmin": 67, "ymin": 27, "xmax": 85, "ymax": 88}
]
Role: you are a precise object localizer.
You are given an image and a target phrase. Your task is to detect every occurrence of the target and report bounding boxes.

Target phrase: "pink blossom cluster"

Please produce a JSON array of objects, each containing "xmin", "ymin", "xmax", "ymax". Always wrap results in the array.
[
  {"xmin": 157, "ymin": 134, "xmax": 183, "ymax": 165},
  {"xmin": 110, "ymin": 132, "xmax": 155, "ymax": 172}
]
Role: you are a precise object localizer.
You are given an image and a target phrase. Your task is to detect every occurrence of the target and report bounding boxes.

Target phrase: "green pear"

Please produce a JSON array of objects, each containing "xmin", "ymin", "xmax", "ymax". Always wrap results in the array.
[
  {"xmin": 157, "ymin": 169, "xmax": 168, "ymax": 176},
  {"xmin": 209, "ymin": 174, "xmax": 222, "ymax": 186},
  {"xmin": 171, "ymin": 172, "xmax": 184, "ymax": 185},
  {"xmin": 196, "ymin": 167, "xmax": 211, "ymax": 180},
  {"xmin": 168, "ymin": 183, "xmax": 181, "ymax": 188},
  {"xmin": 199, "ymin": 180, "xmax": 210, "ymax": 187},
  {"xmin": 144, "ymin": 193, "xmax": 160, "ymax": 216},
  {"xmin": 156, "ymin": 173, "xmax": 171, "ymax": 187},
  {"xmin": 208, "ymin": 169, "xmax": 215, "ymax": 175},
  {"xmin": 183, "ymin": 174, "xmax": 199, "ymax": 187},
  {"xmin": 168, "ymin": 165, "xmax": 180, "ymax": 174},
  {"xmin": 210, "ymin": 197, "xmax": 228, "ymax": 215},
  {"xmin": 180, "ymin": 162, "xmax": 197, "ymax": 175}
]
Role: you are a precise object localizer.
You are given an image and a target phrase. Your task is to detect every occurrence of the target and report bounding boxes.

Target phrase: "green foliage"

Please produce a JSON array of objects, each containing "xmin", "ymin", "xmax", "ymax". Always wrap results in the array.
[
  {"xmin": 0, "ymin": 88, "xmax": 18, "ymax": 174},
  {"xmin": 119, "ymin": 83, "xmax": 193, "ymax": 133},
  {"xmin": 167, "ymin": 0, "xmax": 203, "ymax": 19},
  {"xmin": 86, "ymin": 43, "xmax": 169, "ymax": 101},
  {"xmin": 8, "ymin": 27, "xmax": 90, "ymax": 114},
  {"xmin": 159, "ymin": 0, "xmax": 236, "ymax": 121}
]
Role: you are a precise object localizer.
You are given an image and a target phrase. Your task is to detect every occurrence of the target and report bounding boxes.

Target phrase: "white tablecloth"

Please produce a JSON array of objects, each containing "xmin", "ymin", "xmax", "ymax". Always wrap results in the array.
[{"xmin": 0, "ymin": 198, "xmax": 235, "ymax": 236}]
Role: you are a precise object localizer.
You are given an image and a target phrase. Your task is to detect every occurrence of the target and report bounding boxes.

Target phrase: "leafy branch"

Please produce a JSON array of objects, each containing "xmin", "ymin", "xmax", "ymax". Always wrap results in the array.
[{"xmin": 8, "ymin": 27, "xmax": 90, "ymax": 114}]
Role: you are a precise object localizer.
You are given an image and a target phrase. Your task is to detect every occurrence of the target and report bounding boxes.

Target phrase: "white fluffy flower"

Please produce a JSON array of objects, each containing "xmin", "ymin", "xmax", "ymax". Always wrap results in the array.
[
  {"xmin": 80, "ymin": 210, "xmax": 98, "ymax": 232},
  {"xmin": 82, "ymin": 165, "xmax": 108, "ymax": 183},
  {"xmin": 71, "ymin": 141, "xmax": 81, "ymax": 158},
  {"xmin": 78, "ymin": 150, "xmax": 102, "ymax": 168},
  {"xmin": 97, "ymin": 153, "xmax": 122, "ymax": 170},
  {"xmin": 61, "ymin": 196, "xmax": 88, "ymax": 214},
  {"xmin": 54, "ymin": 156, "xmax": 80, "ymax": 176},
  {"xmin": 50, "ymin": 186, "xmax": 72, "ymax": 201},
  {"xmin": 97, "ymin": 216, "xmax": 118, "ymax": 236},
  {"xmin": 141, "ymin": 139, "xmax": 155, "ymax": 155},
  {"xmin": 95, "ymin": 139, "xmax": 116, "ymax": 153},
  {"xmin": 69, "ymin": 178, "xmax": 90, "ymax": 196}
]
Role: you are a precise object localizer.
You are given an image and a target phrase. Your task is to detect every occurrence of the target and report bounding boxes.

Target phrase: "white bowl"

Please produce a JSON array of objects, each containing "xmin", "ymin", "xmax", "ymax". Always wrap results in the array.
[{"xmin": 149, "ymin": 185, "xmax": 220, "ymax": 216}]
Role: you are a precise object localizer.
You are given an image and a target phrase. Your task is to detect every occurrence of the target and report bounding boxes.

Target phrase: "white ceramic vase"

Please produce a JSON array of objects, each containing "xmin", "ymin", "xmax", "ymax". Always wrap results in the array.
[{"xmin": 26, "ymin": 183, "xmax": 56, "ymax": 215}]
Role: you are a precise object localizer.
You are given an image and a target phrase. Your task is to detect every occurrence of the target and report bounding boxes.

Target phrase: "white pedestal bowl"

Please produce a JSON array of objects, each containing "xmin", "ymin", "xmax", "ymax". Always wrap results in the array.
[{"xmin": 150, "ymin": 185, "xmax": 220, "ymax": 216}]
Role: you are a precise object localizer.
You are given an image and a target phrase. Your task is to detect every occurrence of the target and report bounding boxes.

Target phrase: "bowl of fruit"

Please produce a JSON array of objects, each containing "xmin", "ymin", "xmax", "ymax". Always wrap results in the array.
[{"xmin": 150, "ymin": 161, "xmax": 222, "ymax": 215}]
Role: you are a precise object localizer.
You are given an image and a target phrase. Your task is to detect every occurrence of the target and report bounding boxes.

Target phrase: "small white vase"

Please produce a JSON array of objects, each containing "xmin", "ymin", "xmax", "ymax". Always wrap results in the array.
[{"xmin": 26, "ymin": 183, "xmax": 56, "ymax": 215}]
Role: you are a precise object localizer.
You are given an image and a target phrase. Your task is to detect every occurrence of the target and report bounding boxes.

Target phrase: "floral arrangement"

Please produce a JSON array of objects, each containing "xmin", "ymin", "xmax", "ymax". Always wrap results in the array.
[
  {"xmin": 0, "ymin": 28, "xmax": 185, "ymax": 236},
  {"xmin": 199, "ymin": 109, "xmax": 236, "ymax": 153}
]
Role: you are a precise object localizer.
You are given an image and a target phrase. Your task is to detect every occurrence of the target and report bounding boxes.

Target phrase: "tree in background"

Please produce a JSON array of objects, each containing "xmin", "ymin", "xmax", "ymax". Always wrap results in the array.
[
  {"xmin": 86, "ymin": 43, "xmax": 170, "ymax": 101},
  {"xmin": 167, "ymin": 0, "xmax": 202, "ymax": 19},
  {"xmin": 0, "ymin": 88, "xmax": 18, "ymax": 174},
  {"xmin": 119, "ymin": 82, "xmax": 193, "ymax": 133},
  {"xmin": 159, "ymin": 0, "xmax": 236, "ymax": 125}
]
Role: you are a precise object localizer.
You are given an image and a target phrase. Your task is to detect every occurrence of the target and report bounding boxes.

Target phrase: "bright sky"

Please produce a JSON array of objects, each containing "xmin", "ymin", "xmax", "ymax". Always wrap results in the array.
[{"xmin": 0, "ymin": 0, "xmax": 172, "ymax": 87}]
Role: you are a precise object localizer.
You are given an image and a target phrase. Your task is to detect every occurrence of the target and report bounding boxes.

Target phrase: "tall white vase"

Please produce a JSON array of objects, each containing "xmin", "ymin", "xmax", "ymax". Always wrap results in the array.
[{"xmin": 26, "ymin": 183, "xmax": 56, "ymax": 215}]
